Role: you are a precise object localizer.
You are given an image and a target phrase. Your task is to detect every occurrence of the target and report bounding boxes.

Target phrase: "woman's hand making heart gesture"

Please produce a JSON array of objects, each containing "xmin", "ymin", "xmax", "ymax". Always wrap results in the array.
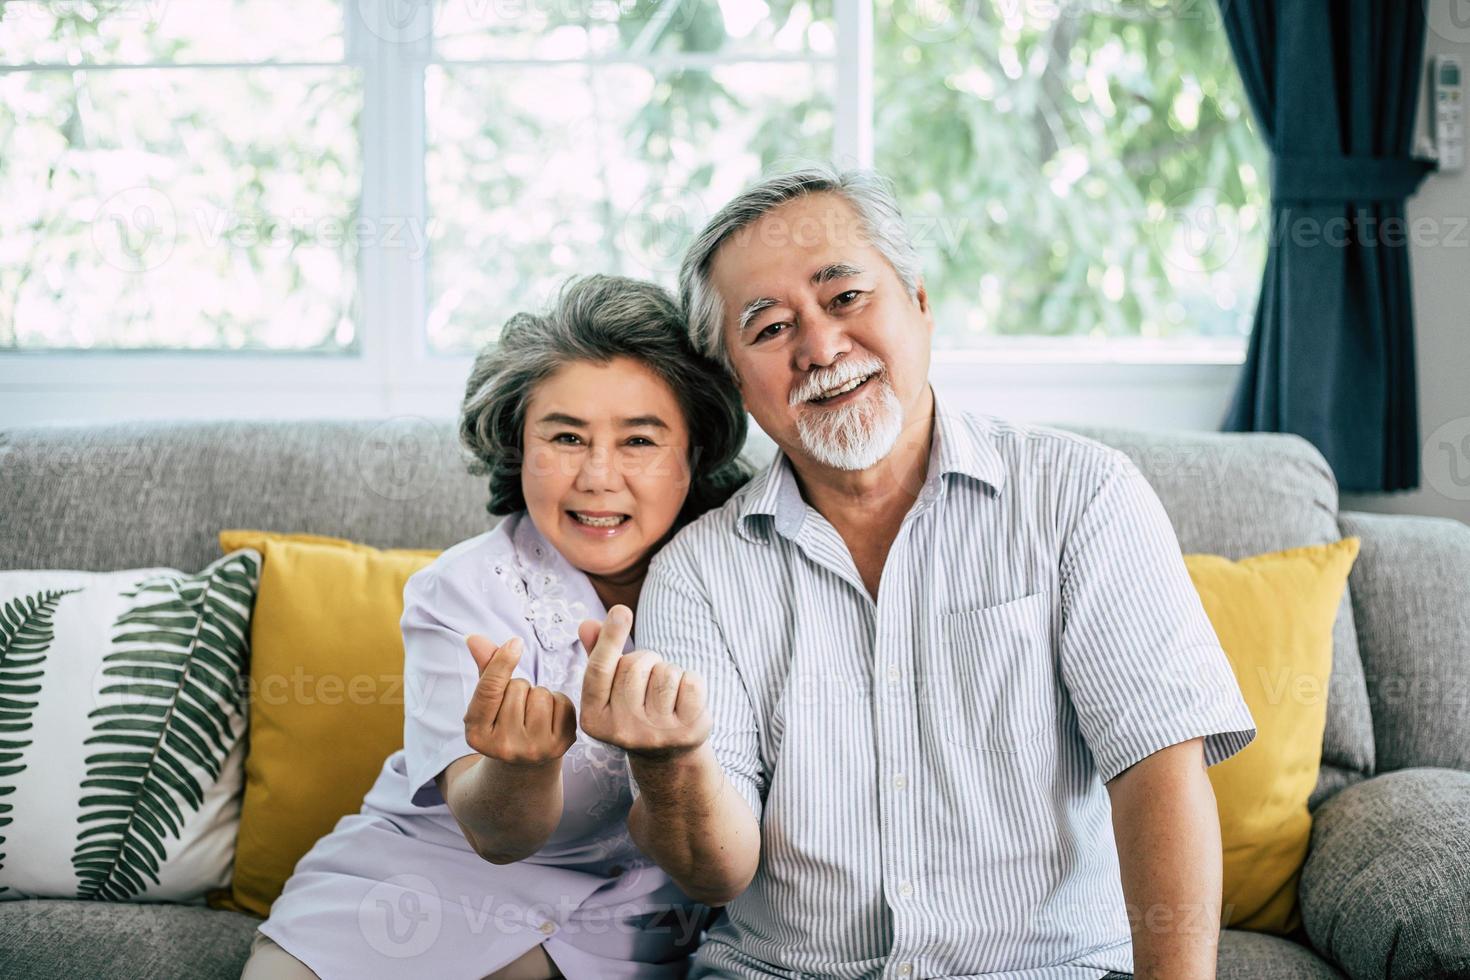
[
  {"xmin": 576, "ymin": 604, "xmax": 712, "ymax": 760},
  {"xmin": 463, "ymin": 634, "xmax": 577, "ymax": 766}
]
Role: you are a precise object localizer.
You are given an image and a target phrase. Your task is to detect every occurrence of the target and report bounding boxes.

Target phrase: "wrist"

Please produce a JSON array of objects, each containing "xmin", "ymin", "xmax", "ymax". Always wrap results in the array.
[
  {"xmin": 628, "ymin": 742, "xmax": 720, "ymax": 808},
  {"xmin": 478, "ymin": 753, "xmax": 564, "ymax": 791}
]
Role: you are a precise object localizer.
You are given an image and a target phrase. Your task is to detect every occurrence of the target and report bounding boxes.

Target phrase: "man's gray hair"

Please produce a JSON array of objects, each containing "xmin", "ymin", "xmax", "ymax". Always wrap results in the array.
[
  {"xmin": 677, "ymin": 165, "xmax": 922, "ymax": 373},
  {"xmin": 459, "ymin": 273, "xmax": 749, "ymax": 522}
]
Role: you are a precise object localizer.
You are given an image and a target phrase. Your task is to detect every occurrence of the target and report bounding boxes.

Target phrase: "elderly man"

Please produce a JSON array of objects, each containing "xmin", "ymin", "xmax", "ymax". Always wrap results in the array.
[{"xmin": 578, "ymin": 167, "xmax": 1257, "ymax": 980}]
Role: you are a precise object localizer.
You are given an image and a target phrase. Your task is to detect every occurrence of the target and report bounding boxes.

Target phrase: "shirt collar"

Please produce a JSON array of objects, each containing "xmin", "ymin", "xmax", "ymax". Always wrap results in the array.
[{"xmin": 736, "ymin": 390, "xmax": 1006, "ymax": 545}]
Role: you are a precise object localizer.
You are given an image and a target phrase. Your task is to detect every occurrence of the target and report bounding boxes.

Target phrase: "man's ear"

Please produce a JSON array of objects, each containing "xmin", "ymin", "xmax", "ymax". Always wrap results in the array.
[{"xmin": 915, "ymin": 278, "xmax": 936, "ymax": 336}]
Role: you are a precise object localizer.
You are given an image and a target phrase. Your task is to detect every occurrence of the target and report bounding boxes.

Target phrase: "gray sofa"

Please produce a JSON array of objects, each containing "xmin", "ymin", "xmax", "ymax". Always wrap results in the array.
[{"xmin": 1, "ymin": 417, "xmax": 1467, "ymax": 980}]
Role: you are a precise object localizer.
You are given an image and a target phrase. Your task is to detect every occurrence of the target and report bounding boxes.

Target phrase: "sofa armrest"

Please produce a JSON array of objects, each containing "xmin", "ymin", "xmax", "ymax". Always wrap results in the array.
[
  {"xmin": 1298, "ymin": 768, "xmax": 1470, "ymax": 980},
  {"xmin": 1337, "ymin": 511, "xmax": 1470, "ymax": 773}
]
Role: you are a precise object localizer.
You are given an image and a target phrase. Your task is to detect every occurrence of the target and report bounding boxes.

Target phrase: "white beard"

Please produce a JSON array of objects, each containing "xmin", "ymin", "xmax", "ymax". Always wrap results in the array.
[{"xmin": 794, "ymin": 375, "xmax": 904, "ymax": 471}]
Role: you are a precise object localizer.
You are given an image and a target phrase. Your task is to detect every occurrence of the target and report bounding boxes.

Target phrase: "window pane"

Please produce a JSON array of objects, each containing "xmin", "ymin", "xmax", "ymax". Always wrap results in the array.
[
  {"xmin": 424, "ymin": 61, "xmax": 833, "ymax": 354},
  {"xmin": 875, "ymin": 0, "xmax": 1268, "ymax": 346},
  {"xmin": 0, "ymin": 0, "xmax": 343, "ymax": 65},
  {"xmin": 433, "ymin": 0, "xmax": 833, "ymax": 61},
  {"xmin": 0, "ymin": 67, "xmax": 361, "ymax": 351}
]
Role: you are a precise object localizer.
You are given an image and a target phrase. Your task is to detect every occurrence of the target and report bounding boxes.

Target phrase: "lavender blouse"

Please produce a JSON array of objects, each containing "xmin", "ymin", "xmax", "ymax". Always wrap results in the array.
[{"xmin": 258, "ymin": 512, "xmax": 707, "ymax": 979}]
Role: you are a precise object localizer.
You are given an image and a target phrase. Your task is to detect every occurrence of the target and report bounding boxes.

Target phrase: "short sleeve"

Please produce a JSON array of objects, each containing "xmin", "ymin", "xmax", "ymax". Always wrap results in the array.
[
  {"xmin": 636, "ymin": 549, "xmax": 766, "ymax": 821},
  {"xmin": 400, "ymin": 560, "xmax": 534, "ymax": 807},
  {"xmin": 1058, "ymin": 454, "xmax": 1257, "ymax": 784}
]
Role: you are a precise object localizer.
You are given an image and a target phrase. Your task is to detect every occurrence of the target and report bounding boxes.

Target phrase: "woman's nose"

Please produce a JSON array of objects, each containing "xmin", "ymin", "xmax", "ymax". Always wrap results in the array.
[{"xmin": 574, "ymin": 446, "xmax": 621, "ymax": 491}]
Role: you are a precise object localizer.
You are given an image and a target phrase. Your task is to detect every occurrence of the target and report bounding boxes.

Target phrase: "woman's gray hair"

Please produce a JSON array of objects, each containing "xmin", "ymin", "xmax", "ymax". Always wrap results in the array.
[
  {"xmin": 458, "ymin": 274, "xmax": 750, "ymax": 523},
  {"xmin": 677, "ymin": 165, "xmax": 922, "ymax": 374}
]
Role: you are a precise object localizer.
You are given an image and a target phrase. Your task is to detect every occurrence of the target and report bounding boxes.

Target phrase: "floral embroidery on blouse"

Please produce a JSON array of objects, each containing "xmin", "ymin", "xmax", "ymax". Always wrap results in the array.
[{"xmin": 484, "ymin": 528, "xmax": 587, "ymax": 659}]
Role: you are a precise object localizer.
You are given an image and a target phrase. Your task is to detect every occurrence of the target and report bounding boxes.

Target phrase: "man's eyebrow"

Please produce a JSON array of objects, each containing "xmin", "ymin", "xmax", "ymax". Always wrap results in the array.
[
  {"xmin": 738, "ymin": 297, "xmax": 779, "ymax": 334},
  {"xmin": 736, "ymin": 264, "xmax": 869, "ymax": 334},
  {"xmin": 811, "ymin": 262, "xmax": 865, "ymax": 285}
]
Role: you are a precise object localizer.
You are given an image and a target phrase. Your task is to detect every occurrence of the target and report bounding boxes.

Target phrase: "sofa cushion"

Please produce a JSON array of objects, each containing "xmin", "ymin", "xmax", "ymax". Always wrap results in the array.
[
  {"xmin": 1186, "ymin": 538, "xmax": 1360, "ymax": 935},
  {"xmin": 1217, "ymin": 928, "xmax": 1346, "ymax": 979},
  {"xmin": 1298, "ymin": 767, "xmax": 1470, "ymax": 980},
  {"xmin": 0, "ymin": 551, "xmax": 259, "ymax": 903},
  {"xmin": 0, "ymin": 898, "xmax": 259, "ymax": 979},
  {"xmin": 212, "ymin": 530, "xmax": 437, "ymax": 918},
  {"xmin": 1060, "ymin": 425, "xmax": 1375, "ymax": 808},
  {"xmin": 1337, "ymin": 512, "xmax": 1470, "ymax": 773}
]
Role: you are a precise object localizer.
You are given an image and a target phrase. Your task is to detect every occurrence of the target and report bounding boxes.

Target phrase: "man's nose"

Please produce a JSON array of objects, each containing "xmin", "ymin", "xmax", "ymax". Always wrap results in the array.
[{"xmin": 794, "ymin": 312, "xmax": 851, "ymax": 374}]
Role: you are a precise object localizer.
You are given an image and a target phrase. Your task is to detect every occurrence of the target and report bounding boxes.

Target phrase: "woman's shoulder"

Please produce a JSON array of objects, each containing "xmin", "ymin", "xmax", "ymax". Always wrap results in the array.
[
  {"xmin": 401, "ymin": 516, "xmax": 523, "ymax": 611},
  {"xmin": 402, "ymin": 514, "xmax": 598, "ymax": 653}
]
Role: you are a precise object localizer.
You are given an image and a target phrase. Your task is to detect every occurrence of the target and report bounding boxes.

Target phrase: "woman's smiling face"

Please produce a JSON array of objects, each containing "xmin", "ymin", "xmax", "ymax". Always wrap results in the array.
[{"xmin": 520, "ymin": 356, "xmax": 692, "ymax": 579}]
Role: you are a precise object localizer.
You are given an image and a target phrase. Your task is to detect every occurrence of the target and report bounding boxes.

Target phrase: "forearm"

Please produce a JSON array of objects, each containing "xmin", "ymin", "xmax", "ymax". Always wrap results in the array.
[
  {"xmin": 1108, "ymin": 739, "xmax": 1222, "ymax": 979},
  {"xmin": 626, "ymin": 743, "xmax": 760, "ymax": 906},
  {"xmin": 442, "ymin": 754, "xmax": 564, "ymax": 864}
]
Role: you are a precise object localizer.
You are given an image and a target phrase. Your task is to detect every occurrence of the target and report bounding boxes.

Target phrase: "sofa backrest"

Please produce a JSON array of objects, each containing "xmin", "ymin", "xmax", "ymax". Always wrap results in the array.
[
  {"xmin": 1, "ymin": 416, "xmax": 1374, "ymax": 806},
  {"xmin": 0, "ymin": 417, "xmax": 491, "ymax": 572}
]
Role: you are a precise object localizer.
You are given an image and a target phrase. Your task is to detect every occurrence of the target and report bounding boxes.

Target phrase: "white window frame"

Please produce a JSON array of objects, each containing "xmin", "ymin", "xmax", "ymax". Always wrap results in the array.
[{"xmin": 0, "ymin": 0, "xmax": 1245, "ymax": 426}]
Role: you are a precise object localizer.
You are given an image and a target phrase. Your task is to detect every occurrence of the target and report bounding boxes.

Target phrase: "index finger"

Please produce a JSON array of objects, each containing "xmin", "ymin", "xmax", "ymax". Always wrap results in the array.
[{"xmin": 580, "ymin": 604, "xmax": 633, "ymax": 707}]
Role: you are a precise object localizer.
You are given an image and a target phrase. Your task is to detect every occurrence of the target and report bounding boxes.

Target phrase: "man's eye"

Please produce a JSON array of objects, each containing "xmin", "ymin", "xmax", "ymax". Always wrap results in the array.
[
  {"xmin": 626, "ymin": 436, "xmax": 656, "ymax": 447},
  {"xmin": 755, "ymin": 322, "xmax": 789, "ymax": 342},
  {"xmin": 833, "ymin": 290, "xmax": 860, "ymax": 307},
  {"xmin": 552, "ymin": 433, "xmax": 583, "ymax": 445}
]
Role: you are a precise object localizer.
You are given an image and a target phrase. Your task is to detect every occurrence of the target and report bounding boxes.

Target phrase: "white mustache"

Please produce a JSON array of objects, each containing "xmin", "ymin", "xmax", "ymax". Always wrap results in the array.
[{"xmin": 789, "ymin": 357, "xmax": 887, "ymax": 407}]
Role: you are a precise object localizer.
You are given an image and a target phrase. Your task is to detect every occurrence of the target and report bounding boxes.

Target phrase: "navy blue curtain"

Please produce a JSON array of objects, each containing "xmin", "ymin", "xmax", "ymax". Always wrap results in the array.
[{"xmin": 1217, "ymin": 0, "xmax": 1433, "ymax": 492}]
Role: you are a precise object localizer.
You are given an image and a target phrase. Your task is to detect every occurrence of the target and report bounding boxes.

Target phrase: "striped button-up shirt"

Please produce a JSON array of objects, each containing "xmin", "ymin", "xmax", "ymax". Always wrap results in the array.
[{"xmin": 637, "ymin": 394, "xmax": 1257, "ymax": 980}]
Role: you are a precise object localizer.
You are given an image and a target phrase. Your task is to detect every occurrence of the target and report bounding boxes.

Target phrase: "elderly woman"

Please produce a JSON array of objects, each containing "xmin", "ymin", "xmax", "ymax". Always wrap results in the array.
[{"xmin": 240, "ymin": 275, "xmax": 750, "ymax": 980}]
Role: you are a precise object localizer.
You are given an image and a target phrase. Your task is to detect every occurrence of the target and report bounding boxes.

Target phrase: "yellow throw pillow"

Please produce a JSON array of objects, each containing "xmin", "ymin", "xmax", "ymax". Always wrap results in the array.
[
  {"xmin": 208, "ymin": 530, "xmax": 440, "ymax": 918},
  {"xmin": 1184, "ymin": 537, "xmax": 1360, "ymax": 936}
]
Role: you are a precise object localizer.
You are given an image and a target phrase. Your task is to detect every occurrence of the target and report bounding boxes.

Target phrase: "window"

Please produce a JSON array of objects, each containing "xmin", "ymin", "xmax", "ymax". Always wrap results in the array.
[
  {"xmin": 0, "ymin": 1, "xmax": 360, "ymax": 351},
  {"xmin": 422, "ymin": 0, "xmax": 837, "ymax": 354},
  {"xmin": 0, "ymin": 0, "xmax": 1265, "ymax": 362},
  {"xmin": 873, "ymin": 0, "xmax": 1267, "ymax": 352}
]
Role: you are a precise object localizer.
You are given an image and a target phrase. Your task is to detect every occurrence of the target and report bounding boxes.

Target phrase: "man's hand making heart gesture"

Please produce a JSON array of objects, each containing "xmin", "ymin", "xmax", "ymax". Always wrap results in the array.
[
  {"xmin": 463, "ymin": 634, "xmax": 577, "ymax": 766},
  {"xmin": 577, "ymin": 604, "xmax": 712, "ymax": 760}
]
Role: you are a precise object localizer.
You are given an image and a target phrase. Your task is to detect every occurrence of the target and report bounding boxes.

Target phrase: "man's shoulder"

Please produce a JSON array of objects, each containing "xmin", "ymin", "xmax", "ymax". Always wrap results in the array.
[{"xmin": 649, "ymin": 477, "xmax": 767, "ymax": 581}]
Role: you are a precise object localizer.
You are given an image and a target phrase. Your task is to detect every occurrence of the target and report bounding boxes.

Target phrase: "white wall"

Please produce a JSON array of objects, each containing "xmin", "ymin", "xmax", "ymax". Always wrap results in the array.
[{"xmin": 1339, "ymin": 10, "xmax": 1470, "ymax": 525}]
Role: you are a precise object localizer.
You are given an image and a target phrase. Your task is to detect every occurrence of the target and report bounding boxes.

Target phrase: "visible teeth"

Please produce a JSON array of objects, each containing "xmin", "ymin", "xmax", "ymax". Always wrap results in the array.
[
  {"xmin": 572, "ymin": 513, "xmax": 626, "ymax": 527},
  {"xmin": 813, "ymin": 375, "xmax": 868, "ymax": 401}
]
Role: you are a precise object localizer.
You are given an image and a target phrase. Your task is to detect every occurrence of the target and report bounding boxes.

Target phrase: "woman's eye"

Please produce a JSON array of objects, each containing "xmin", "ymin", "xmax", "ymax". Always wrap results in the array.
[
  {"xmin": 833, "ymin": 290, "xmax": 860, "ymax": 307},
  {"xmin": 552, "ymin": 433, "xmax": 583, "ymax": 445},
  {"xmin": 626, "ymin": 436, "xmax": 656, "ymax": 447}
]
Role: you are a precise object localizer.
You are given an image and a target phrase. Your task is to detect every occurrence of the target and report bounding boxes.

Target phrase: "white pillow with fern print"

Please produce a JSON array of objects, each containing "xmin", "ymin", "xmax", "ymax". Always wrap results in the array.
[{"xmin": 0, "ymin": 549, "xmax": 260, "ymax": 904}]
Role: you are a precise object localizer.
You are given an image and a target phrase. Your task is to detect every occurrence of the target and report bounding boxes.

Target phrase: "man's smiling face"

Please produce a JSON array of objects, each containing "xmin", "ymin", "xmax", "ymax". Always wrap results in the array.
[{"xmin": 708, "ymin": 191, "xmax": 935, "ymax": 472}]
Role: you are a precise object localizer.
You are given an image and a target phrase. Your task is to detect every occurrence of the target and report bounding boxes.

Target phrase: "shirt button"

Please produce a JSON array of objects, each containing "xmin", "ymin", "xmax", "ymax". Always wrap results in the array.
[
  {"xmin": 898, "ymin": 964, "xmax": 914, "ymax": 976},
  {"xmin": 899, "ymin": 880, "xmax": 914, "ymax": 897},
  {"xmin": 887, "ymin": 664, "xmax": 900, "ymax": 682},
  {"xmin": 538, "ymin": 921, "xmax": 556, "ymax": 935},
  {"xmin": 893, "ymin": 774, "xmax": 907, "ymax": 790}
]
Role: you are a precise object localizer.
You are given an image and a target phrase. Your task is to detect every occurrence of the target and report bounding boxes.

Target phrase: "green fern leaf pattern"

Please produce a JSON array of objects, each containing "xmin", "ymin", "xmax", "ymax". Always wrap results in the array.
[
  {"xmin": 72, "ymin": 551, "xmax": 259, "ymax": 901},
  {"xmin": 0, "ymin": 588, "xmax": 82, "ymax": 878}
]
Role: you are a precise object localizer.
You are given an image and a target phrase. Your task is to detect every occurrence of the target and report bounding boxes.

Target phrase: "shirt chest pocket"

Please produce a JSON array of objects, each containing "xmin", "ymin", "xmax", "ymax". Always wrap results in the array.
[{"xmin": 928, "ymin": 591, "xmax": 1056, "ymax": 752}]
